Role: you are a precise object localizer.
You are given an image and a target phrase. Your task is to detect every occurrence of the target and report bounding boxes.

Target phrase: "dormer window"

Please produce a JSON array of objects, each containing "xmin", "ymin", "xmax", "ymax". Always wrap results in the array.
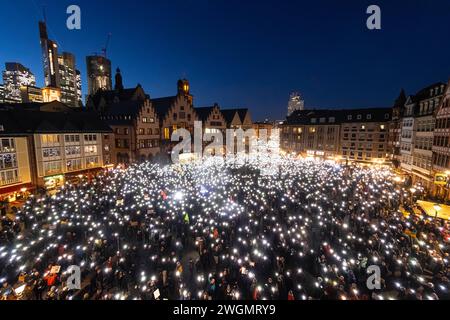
[
  {"xmin": 366, "ymin": 114, "xmax": 372, "ymax": 120},
  {"xmin": 347, "ymin": 115, "xmax": 352, "ymax": 120},
  {"xmin": 0, "ymin": 125, "xmax": 4, "ymax": 132},
  {"xmin": 357, "ymin": 114, "xmax": 362, "ymax": 120}
]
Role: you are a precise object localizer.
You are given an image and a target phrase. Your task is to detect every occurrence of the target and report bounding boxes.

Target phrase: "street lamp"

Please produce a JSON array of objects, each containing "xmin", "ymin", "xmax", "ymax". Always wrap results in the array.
[{"xmin": 433, "ymin": 204, "xmax": 442, "ymax": 219}]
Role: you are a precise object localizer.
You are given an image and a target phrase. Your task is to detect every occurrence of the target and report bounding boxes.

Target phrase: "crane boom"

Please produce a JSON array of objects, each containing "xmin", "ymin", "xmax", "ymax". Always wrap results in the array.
[{"xmin": 102, "ymin": 33, "xmax": 112, "ymax": 58}]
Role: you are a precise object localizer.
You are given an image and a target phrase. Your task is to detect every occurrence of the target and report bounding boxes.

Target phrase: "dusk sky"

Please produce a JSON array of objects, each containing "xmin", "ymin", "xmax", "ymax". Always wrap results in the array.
[{"xmin": 1, "ymin": 0, "xmax": 449, "ymax": 120}]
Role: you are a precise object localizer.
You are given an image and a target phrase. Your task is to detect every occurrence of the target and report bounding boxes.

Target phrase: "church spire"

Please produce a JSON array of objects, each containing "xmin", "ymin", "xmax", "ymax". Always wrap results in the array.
[{"xmin": 115, "ymin": 67, "xmax": 123, "ymax": 91}]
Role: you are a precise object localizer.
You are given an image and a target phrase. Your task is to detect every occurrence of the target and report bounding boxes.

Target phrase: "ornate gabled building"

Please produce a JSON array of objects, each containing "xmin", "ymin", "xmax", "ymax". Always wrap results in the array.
[
  {"xmin": 151, "ymin": 79, "xmax": 198, "ymax": 152},
  {"xmin": 194, "ymin": 103, "xmax": 227, "ymax": 134},
  {"xmin": 432, "ymin": 79, "xmax": 450, "ymax": 199},
  {"xmin": 221, "ymin": 108, "xmax": 253, "ymax": 130},
  {"xmin": 389, "ymin": 89, "xmax": 407, "ymax": 166},
  {"xmin": 400, "ymin": 82, "xmax": 446, "ymax": 188},
  {"xmin": 195, "ymin": 104, "xmax": 227, "ymax": 155},
  {"xmin": 87, "ymin": 70, "xmax": 161, "ymax": 164},
  {"xmin": 86, "ymin": 81, "xmax": 147, "ymax": 112}
]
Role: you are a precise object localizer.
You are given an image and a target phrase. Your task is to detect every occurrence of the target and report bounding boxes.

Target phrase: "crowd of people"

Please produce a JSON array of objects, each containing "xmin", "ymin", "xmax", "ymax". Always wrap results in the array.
[{"xmin": 0, "ymin": 156, "xmax": 449, "ymax": 300}]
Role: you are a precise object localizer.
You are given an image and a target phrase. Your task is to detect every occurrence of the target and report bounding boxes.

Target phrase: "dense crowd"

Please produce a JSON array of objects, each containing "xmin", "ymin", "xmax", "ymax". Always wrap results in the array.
[{"xmin": 0, "ymin": 156, "xmax": 449, "ymax": 300}]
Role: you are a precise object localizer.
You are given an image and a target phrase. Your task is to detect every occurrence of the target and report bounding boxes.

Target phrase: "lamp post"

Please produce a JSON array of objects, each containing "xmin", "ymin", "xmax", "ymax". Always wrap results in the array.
[{"xmin": 433, "ymin": 204, "xmax": 442, "ymax": 219}]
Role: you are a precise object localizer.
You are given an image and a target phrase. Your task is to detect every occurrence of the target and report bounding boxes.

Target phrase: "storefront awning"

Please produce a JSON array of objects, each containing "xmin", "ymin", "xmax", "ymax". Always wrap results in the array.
[{"xmin": 416, "ymin": 200, "xmax": 450, "ymax": 220}]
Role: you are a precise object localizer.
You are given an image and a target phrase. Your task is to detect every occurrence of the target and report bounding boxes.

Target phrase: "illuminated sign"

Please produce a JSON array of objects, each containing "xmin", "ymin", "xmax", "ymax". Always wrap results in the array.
[{"xmin": 434, "ymin": 173, "xmax": 447, "ymax": 185}]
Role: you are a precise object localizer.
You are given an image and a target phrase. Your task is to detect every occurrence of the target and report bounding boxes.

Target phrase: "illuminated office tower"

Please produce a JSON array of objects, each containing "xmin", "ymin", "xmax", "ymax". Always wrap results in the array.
[
  {"xmin": 2, "ymin": 62, "xmax": 36, "ymax": 102},
  {"xmin": 39, "ymin": 21, "xmax": 60, "ymax": 88},
  {"xmin": 58, "ymin": 52, "xmax": 80, "ymax": 107},
  {"xmin": 0, "ymin": 84, "xmax": 5, "ymax": 103},
  {"xmin": 76, "ymin": 70, "xmax": 82, "ymax": 107}
]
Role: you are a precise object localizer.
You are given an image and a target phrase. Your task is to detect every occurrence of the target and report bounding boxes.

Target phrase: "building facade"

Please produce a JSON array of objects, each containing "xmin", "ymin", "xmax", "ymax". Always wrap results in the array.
[
  {"xmin": 281, "ymin": 110, "xmax": 341, "ymax": 159},
  {"xmin": 287, "ymin": 92, "xmax": 305, "ymax": 116},
  {"xmin": 221, "ymin": 109, "xmax": 253, "ymax": 130},
  {"xmin": 0, "ymin": 84, "xmax": 5, "ymax": 103},
  {"xmin": 340, "ymin": 109, "xmax": 391, "ymax": 164},
  {"xmin": 152, "ymin": 79, "xmax": 198, "ymax": 154},
  {"xmin": 42, "ymin": 87, "xmax": 62, "ymax": 103},
  {"xmin": 253, "ymin": 121, "xmax": 276, "ymax": 139},
  {"xmin": 33, "ymin": 131, "xmax": 104, "ymax": 189},
  {"xmin": 2, "ymin": 62, "xmax": 36, "ymax": 102},
  {"xmin": 39, "ymin": 21, "xmax": 61, "ymax": 103},
  {"xmin": 432, "ymin": 79, "xmax": 450, "ymax": 199},
  {"xmin": 281, "ymin": 108, "xmax": 392, "ymax": 164},
  {"xmin": 106, "ymin": 98, "xmax": 161, "ymax": 164},
  {"xmin": 76, "ymin": 70, "xmax": 82, "ymax": 107},
  {"xmin": 0, "ymin": 134, "xmax": 33, "ymax": 202},
  {"xmin": 88, "ymin": 72, "xmax": 160, "ymax": 164},
  {"xmin": 195, "ymin": 104, "xmax": 227, "ymax": 155},
  {"xmin": 86, "ymin": 55, "xmax": 112, "ymax": 96},
  {"xmin": 195, "ymin": 104, "xmax": 227, "ymax": 134},
  {"xmin": 20, "ymin": 86, "xmax": 43, "ymax": 103},
  {"xmin": 400, "ymin": 83, "xmax": 446, "ymax": 188},
  {"xmin": 58, "ymin": 52, "xmax": 81, "ymax": 108},
  {"xmin": 389, "ymin": 90, "xmax": 406, "ymax": 166},
  {"xmin": 0, "ymin": 103, "xmax": 112, "ymax": 198}
]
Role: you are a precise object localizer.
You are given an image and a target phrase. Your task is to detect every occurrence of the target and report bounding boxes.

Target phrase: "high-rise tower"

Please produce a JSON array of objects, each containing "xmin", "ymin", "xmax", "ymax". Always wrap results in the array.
[
  {"xmin": 2, "ymin": 62, "xmax": 36, "ymax": 102},
  {"xmin": 287, "ymin": 91, "xmax": 305, "ymax": 116},
  {"xmin": 86, "ymin": 56, "xmax": 112, "ymax": 95},
  {"xmin": 39, "ymin": 21, "xmax": 60, "ymax": 88},
  {"xmin": 58, "ymin": 52, "xmax": 80, "ymax": 107}
]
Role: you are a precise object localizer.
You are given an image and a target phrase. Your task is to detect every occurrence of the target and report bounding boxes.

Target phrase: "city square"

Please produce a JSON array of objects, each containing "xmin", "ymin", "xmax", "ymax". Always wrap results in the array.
[
  {"xmin": 0, "ymin": 0, "xmax": 449, "ymax": 310},
  {"xmin": 1, "ymin": 155, "xmax": 449, "ymax": 300}
]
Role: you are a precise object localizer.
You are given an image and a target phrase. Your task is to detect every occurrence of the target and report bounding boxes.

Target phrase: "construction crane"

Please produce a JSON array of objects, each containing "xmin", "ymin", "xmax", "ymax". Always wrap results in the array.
[{"xmin": 101, "ymin": 33, "xmax": 112, "ymax": 58}]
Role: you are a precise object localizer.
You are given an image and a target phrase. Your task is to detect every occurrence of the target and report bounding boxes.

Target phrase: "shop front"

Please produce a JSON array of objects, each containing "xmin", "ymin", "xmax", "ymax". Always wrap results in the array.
[
  {"xmin": 0, "ymin": 182, "xmax": 34, "ymax": 203},
  {"xmin": 433, "ymin": 172, "xmax": 450, "ymax": 202},
  {"xmin": 43, "ymin": 174, "xmax": 65, "ymax": 191}
]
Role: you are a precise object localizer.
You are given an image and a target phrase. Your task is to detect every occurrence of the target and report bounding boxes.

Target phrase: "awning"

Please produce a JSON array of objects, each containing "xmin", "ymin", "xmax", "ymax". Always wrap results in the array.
[{"xmin": 416, "ymin": 200, "xmax": 450, "ymax": 220}]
